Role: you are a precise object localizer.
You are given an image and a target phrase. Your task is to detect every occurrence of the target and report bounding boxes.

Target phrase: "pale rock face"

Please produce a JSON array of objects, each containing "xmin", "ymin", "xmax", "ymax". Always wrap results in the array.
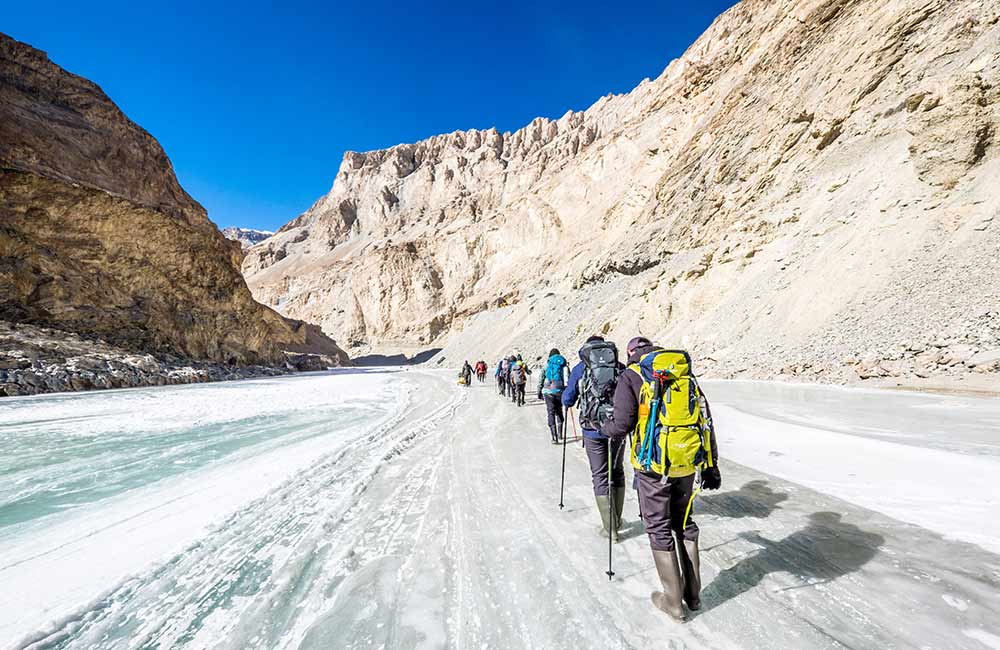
[{"xmin": 245, "ymin": 0, "xmax": 999, "ymax": 382}]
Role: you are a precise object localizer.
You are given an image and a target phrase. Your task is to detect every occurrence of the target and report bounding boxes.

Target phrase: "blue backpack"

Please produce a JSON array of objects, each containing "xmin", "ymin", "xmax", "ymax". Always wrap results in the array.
[{"xmin": 543, "ymin": 354, "xmax": 567, "ymax": 392}]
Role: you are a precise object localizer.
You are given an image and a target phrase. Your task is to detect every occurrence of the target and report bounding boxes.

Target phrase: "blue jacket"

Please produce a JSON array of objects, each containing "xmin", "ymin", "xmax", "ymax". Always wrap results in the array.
[{"xmin": 562, "ymin": 360, "xmax": 605, "ymax": 439}]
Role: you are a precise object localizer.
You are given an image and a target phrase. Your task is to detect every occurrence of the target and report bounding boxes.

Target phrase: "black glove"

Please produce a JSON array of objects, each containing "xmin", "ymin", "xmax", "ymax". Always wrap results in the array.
[{"xmin": 702, "ymin": 467, "xmax": 722, "ymax": 490}]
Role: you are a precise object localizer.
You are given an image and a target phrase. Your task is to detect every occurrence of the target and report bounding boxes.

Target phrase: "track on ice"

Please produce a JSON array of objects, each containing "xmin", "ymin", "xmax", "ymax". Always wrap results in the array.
[{"xmin": 1, "ymin": 369, "xmax": 999, "ymax": 649}]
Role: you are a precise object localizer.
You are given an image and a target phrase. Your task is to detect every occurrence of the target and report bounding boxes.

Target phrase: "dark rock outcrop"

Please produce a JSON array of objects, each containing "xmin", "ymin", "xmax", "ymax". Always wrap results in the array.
[{"xmin": 0, "ymin": 33, "xmax": 348, "ymax": 366}]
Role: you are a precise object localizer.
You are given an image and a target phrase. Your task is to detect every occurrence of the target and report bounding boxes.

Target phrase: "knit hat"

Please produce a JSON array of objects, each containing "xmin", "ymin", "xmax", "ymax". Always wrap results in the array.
[{"xmin": 627, "ymin": 336, "xmax": 652, "ymax": 356}]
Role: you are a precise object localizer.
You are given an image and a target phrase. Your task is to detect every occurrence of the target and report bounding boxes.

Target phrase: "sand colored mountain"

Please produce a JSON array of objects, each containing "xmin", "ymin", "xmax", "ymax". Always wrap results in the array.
[
  {"xmin": 246, "ymin": 0, "xmax": 999, "ymax": 383},
  {"xmin": 0, "ymin": 33, "xmax": 347, "ymax": 366}
]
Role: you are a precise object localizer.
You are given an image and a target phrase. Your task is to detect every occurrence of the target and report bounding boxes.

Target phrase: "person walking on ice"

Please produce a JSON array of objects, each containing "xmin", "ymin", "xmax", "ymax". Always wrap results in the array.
[
  {"xmin": 537, "ymin": 348, "xmax": 569, "ymax": 444},
  {"xmin": 496, "ymin": 357, "xmax": 509, "ymax": 397},
  {"xmin": 601, "ymin": 336, "xmax": 721, "ymax": 621},
  {"xmin": 509, "ymin": 354, "xmax": 530, "ymax": 406},
  {"xmin": 562, "ymin": 335, "xmax": 626, "ymax": 542}
]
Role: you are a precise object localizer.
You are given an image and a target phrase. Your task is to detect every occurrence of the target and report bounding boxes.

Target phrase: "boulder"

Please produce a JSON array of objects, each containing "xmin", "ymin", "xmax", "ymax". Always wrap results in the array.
[{"xmin": 966, "ymin": 350, "xmax": 1000, "ymax": 369}]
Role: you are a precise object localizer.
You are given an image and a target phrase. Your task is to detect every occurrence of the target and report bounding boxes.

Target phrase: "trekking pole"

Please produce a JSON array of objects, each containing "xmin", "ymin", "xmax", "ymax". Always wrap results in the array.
[
  {"xmin": 559, "ymin": 409, "xmax": 569, "ymax": 509},
  {"xmin": 606, "ymin": 437, "xmax": 615, "ymax": 580},
  {"xmin": 569, "ymin": 408, "xmax": 578, "ymax": 442}
]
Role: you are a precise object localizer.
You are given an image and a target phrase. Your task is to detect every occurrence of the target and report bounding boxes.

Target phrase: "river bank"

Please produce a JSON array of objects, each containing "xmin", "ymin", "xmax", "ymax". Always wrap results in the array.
[{"xmin": 0, "ymin": 320, "xmax": 344, "ymax": 398}]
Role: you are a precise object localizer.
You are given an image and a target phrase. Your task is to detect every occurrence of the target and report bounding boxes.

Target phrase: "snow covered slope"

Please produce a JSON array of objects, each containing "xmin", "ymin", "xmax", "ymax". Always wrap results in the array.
[
  {"xmin": 1, "ymin": 373, "xmax": 998, "ymax": 649},
  {"xmin": 222, "ymin": 227, "xmax": 274, "ymax": 250}
]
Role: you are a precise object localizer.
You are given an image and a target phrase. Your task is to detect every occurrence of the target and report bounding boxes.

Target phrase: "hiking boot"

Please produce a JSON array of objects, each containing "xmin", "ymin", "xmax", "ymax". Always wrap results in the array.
[
  {"xmin": 677, "ymin": 538, "xmax": 702, "ymax": 611},
  {"xmin": 651, "ymin": 549, "xmax": 687, "ymax": 621},
  {"xmin": 612, "ymin": 487, "xmax": 625, "ymax": 532},
  {"xmin": 595, "ymin": 495, "xmax": 620, "ymax": 542}
]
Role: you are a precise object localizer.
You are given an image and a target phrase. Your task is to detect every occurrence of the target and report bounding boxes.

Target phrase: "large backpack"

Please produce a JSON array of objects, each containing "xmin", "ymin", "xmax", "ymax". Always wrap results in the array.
[
  {"xmin": 511, "ymin": 362, "xmax": 527, "ymax": 385},
  {"xmin": 629, "ymin": 349, "xmax": 713, "ymax": 477},
  {"xmin": 543, "ymin": 354, "xmax": 567, "ymax": 391},
  {"xmin": 577, "ymin": 341, "xmax": 620, "ymax": 429}
]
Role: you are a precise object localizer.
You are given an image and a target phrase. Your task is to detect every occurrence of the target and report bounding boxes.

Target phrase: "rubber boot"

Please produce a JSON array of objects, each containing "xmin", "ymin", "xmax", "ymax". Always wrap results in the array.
[
  {"xmin": 676, "ymin": 538, "xmax": 702, "ymax": 611},
  {"xmin": 612, "ymin": 487, "xmax": 625, "ymax": 533},
  {"xmin": 651, "ymin": 549, "xmax": 687, "ymax": 621},
  {"xmin": 595, "ymin": 495, "xmax": 620, "ymax": 542}
]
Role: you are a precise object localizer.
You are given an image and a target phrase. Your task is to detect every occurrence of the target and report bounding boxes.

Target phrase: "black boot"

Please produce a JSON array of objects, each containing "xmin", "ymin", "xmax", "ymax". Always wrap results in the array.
[
  {"xmin": 651, "ymin": 549, "xmax": 687, "ymax": 621},
  {"xmin": 676, "ymin": 538, "xmax": 702, "ymax": 611}
]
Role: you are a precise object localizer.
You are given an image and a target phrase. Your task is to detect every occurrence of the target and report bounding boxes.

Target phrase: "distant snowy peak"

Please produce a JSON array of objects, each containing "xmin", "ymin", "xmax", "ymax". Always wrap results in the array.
[{"xmin": 222, "ymin": 227, "xmax": 273, "ymax": 249}]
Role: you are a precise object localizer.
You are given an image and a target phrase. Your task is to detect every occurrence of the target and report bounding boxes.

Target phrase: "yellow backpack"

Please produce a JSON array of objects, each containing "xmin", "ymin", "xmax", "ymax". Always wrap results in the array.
[{"xmin": 629, "ymin": 350, "xmax": 713, "ymax": 477}]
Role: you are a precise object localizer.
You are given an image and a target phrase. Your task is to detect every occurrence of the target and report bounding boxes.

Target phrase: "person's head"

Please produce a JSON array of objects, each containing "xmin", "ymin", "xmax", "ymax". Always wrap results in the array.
[
  {"xmin": 549, "ymin": 348, "xmax": 560, "ymax": 358},
  {"xmin": 516, "ymin": 354, "xmax": 522, "ymax": 361},
  {"xmin": 585, "ymin": 335, "xmax": 604, "ymax": 344},
  {"xmin": 627, "ymin": 336, "xmax": 653, "ymax": 358}
]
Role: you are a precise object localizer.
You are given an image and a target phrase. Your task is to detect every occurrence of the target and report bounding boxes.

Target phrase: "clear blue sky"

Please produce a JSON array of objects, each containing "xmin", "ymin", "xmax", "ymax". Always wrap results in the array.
[{"xmin": 4, "ymin": 1, "xmax": 737, "ymax": 231}]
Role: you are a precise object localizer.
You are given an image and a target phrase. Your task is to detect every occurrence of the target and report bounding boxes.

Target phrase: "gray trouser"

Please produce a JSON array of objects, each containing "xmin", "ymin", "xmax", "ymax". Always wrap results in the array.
[
  {"xmin": 583, "ymin": 436, "xmax": 626, "ymax": 496},
  {"xmin": 636, "ymin": 472, "xmax": 699, "ymax": 551}
]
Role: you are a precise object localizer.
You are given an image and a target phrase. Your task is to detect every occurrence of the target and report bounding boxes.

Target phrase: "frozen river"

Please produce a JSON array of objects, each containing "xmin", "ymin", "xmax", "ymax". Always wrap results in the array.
[{"xmin": 1, "ymin": 371, "xmax": 998, "ymax": 649}]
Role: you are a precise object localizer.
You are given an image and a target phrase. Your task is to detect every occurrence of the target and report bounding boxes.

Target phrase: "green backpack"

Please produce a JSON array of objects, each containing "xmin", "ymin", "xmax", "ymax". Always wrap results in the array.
[{"xmin": 628, "ymin": 350, "xmax": 713, "ymax": 477}]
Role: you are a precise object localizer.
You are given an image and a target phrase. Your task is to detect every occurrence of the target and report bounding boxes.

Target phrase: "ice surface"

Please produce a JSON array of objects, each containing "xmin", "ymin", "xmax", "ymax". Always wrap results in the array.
[
  {"xmin": 705, "ymin": 380, "xmax": 1000, "ymax": 553},
  {"xmin": 1, "ymin": 372, "xmax": 998, "ymax": 649},
  {"xmin": 0, "ymin": 370, "xmax": 404, "ymax": 647}
]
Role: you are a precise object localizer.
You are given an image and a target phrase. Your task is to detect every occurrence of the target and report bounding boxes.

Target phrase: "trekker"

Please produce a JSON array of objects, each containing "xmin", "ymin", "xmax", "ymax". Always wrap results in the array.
[
  {"xmin": 461, "ymin": 361, "xmax": 473, "ymax": 387},
  {"xmin": 537, "ymin": 348, "xmax": 568, "ymax": 444},
  {"xmin": 475, "ymin": 360, "xmax": 488, "ymax": 382},
  {"xmin": 562, "ymin": 335, "xmax": 626, "ymax": 541},
  {"xmin": 497, "ymin": 357, "xmax": 510, "ymax": 396},
  {"xmin": 506, "ymin": 355, "xmax": 517, "ymax": 403},
  {"xmin": 602, "ymin": 337, "xmax": 721, "ymax": 622},
  {"xmin": 509, "ymin": 355, "xmax": 530, "ymax": 406}
]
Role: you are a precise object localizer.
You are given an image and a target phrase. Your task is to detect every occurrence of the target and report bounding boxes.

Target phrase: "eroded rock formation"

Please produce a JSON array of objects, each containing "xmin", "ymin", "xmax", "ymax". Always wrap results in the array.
[{"xmin": 246, "ymin": 0, "xmax": 998, "ymax": 384}]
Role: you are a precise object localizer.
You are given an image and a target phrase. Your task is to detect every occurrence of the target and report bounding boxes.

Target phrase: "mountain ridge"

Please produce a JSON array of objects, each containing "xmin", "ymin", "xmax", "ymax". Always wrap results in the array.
[
  {"xmin": 223, "ymin": 227, "xmax": 274, "ymax": 250},
  {"xmin": 246, "ymin": 0, "xmax": 998, "ymax": 386}
]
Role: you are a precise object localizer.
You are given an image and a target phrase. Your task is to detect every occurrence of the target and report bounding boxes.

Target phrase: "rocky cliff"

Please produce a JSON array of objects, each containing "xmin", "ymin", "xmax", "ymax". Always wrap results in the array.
[
  {"xmin": 0, "ymin": 33, "xmax": 348, "ymax": 366},
  {"xmin": 245, "ymin": 0, "xmax": 999, "ymax": 387}
]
